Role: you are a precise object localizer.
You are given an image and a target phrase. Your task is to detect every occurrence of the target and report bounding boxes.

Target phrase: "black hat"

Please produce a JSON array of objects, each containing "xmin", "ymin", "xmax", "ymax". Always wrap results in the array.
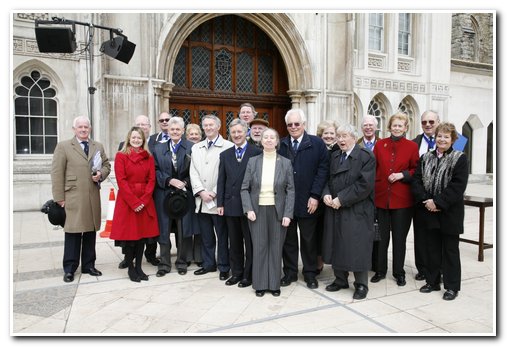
[
  {"xmin": 41, "ymin": 199, "xmax": 66, "ymax": 227},
  {"xmin": 164, "ymin": 189, "xmax": 189, "ymax": 219}
]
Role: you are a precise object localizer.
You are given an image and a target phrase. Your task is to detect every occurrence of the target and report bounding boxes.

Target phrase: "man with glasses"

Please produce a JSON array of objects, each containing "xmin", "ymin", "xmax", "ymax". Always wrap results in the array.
[
  {"xmin": 150, "ymin": 111, "xmax": 172, "ymax": 144},
  {"xmin": 412, "ymin": 110, "xmax": 440, "ymax": 282},
  {"xmin": 278, "ymin": 109, "xmax": 329, "ymax": 289}
]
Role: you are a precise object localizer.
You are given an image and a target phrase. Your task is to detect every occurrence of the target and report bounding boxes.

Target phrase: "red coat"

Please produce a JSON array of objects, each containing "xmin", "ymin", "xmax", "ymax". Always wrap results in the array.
[
  {"xmin": 373, "ymin": 137, "xmax": 419, "ymax": 209},
  {"xmin": 110, "ymin": 150, "xmax": 160, "ymax": 241}
]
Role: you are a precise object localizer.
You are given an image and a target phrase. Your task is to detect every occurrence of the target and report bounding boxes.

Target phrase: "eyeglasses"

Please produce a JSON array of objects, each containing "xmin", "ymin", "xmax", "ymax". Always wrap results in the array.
[
  {"xmin": 287, "ymin": 122, "xmax": 301, "ymax": 128},
  {"xmin": 421, "ymin": 120, "xmax": 435, "ymax": 125},
  {"xmin": 159, "ymin": 118, "xmax": 170, "ymax": 123}
]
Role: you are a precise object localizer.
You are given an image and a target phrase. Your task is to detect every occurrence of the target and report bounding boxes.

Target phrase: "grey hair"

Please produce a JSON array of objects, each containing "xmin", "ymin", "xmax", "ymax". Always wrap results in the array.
[
  {"xmin": 168, "ymin": 116, "xmax": 185, "ymax": 129},
  {"xmin": 284, "ymin": 108, "xmax": 306, "ymax": 124},
  {"xmin": 73, "ymin": 116, "xmax": 91, "ymax": 128},
  {"xmin": 337, "ymin": 124, "xmax": 358, "ymax": 140},
  {"xmin": 421, "ymin": 110, "xmax": 440, "ymax": 121},
  {"xmin": 202, "ymin": 114, "xmax": 221, "ymax": 128},
  {"xmin": 229, "ymin": 118, "xmax": 248, "ymax": 132},
  {"xmin": 362, "ymin": 114, "xmax": 378, "ymax": 126}
]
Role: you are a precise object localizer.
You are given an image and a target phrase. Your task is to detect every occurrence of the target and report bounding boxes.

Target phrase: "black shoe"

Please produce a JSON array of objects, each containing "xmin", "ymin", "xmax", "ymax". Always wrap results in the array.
[
  {"xmin": 305, "ymin": 278, "xmax": 318, "ymax": 289},
  {"xmin": 443, "ymin": 289, "xmax": 459, "ymax": 301},
  {"xmin": 370, "ymin": 272, "xmax": 386, "ymax": 283},
  {"xmin": 186, "ymin": 261, "xmax": 191, "ymax": 267},
  {"xmin": 83, "ymin": 267, "xmax": 102, "ymax": 276},
  {"xmin": 325, "ymin": 282, "xmax": 349, "ymax": 292},
  {"xmin": 255, "ymin": 290, "xmax": 265, "ymax": 297},
  {"xmin": 118, "ymin": 259, "xmax": 128, "ymax": 269},
  {"xmin": 280, "ymin": 275, "xmax": 297, "ymax": 287},
  {"xmin": 194, "ymin": 267, "xmax": 217, "ymax": 275},
  {"xmin": 353, "ymin": 284, "xmax": 368, "ymax": 300},
  {"xmin": 128, "ymin": 267, "xmax": 141, "ymax": 282},
  {"xmin": 136, "ymin": 268, "xmax": 149, "ymax": 281},
  {"xmin": 219, "ymin": 271, "xmax": 230, "ymax": 280},
  {"xmin": 271, "ymin": 290, "xmax": 281, "ymax": 297},
  {"xmin": 156, "ymin": 269, "xmax": 169, "ymax": 277},
  {"xmin": 63, "ymin": 273, "xmax": 74, "ymax": 283},
  {"xmin": 419, "ymin": 283, "xmax": 441, "ymax": 293},
  {"xmin": 395, "ymin": 275, "xmax": 406, "ymax": 286},
  {"xmin": 147, "ymin": 258, "xmax": 160, "ymax": 266},
  {"xmin": 238, "ymin": 279, "xmax": 252, "ymax": 288},
  {"xmin": 177, "ymin": 269, "xmax": 187, "ymax": 275},
  {"xmin": 415, "ymin": 273, "xmax": 426, "ymax": 281},
  {"xmin": 225, "ymin": 276, "xmax": 241, "ymax": 286},
  {"xmin": 196, "ymin": 262, "xmax": 203, "ymax": 267}
]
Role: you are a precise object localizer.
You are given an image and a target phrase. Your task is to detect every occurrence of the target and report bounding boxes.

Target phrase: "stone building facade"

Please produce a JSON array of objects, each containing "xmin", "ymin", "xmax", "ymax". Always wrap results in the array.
[{"xmin": 12, "ymin": 12, "xmax": 494, "ymax": 211}]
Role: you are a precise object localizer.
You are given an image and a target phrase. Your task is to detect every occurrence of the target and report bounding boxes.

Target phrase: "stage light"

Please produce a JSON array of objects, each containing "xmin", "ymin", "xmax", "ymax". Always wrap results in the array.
[
  {"xmin": 35, "ymin": 26, "xmax": 77, "ymax": 53},
  {"xmin": 99, "ymin": 36, "xmax": 136, "ymax": 64}
]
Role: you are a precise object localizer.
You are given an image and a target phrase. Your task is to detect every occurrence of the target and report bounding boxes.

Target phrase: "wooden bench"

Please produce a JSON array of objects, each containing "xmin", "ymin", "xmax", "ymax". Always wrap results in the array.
[{"xmin": 460, "ymin": 195, "xmax": 493, "ymax": 262}]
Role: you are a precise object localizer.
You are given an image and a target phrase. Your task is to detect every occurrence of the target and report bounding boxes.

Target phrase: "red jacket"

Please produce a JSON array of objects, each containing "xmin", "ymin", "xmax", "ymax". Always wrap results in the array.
[
  {"xmin": 373, "ymin": 137, "xmax": 419, "ymax": 209},
  {"xmin": 110, "ymin": 150, "xmax": 159, "ymax": 241}
]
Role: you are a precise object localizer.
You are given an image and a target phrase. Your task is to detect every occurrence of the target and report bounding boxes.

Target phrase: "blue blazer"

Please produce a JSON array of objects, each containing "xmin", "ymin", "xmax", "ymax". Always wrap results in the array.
[
  {"xmin": 217, "ymin": 143, "xmax": 262, "ymax": 217},
  {"xmin": 278, "ymin": 131, "xmax": 330, "ymax": 218}
]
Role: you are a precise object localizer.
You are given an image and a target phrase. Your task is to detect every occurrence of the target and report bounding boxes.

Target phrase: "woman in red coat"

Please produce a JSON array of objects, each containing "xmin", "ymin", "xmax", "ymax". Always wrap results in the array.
[
  {"xmin": 110, "ymin": 127, "xmax": 160, "ymax": 282},
  {"xmin": 371, "ymin": 113, "xmax": 419, "ymax": 286}
]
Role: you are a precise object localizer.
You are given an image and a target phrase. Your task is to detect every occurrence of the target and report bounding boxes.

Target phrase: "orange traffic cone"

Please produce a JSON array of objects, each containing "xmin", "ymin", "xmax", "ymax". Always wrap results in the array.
[{"xmin": 100, "ymin": 188, "xmax": 116, "ymax": 238}]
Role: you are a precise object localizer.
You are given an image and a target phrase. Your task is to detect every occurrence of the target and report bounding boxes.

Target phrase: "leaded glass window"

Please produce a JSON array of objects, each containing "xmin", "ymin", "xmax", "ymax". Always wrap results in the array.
[
  {"xmin": 214, "ymin": 49, "xmax": 232, "ymax": 92},
  {"xmin": 258, "ymin": 55, "xmax": 273, "ymax": 94},
  {"xmin": 174, "ymin": 48, "xmax": 187, "ymax": 87},
  {"xmin": 367, "ymin": 97, "xmax": 385, "ymax": 137},
  {"xmin": 14, "ymin": 70, "xmax": 58, "ymax": 154},
  {"xmin": 237, "ymin": 52, "xmax": 253, "ymax": 93},
  {"xmin": 192, "ymin": 46, "xmax": 211, "ymax": 90}
]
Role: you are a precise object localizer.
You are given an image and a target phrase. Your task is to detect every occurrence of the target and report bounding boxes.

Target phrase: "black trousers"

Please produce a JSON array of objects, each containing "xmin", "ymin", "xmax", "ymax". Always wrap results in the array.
[
  {"xmin": 333, "ymin": 269, "xmax": 368, "ymax": 289},
  {"xmin": 226, "ymin": 215, "xmax": 253, "ymax": 281},
  {"xmin": 282, "ymin": 217, "xmax": 318, "ymax": 280},
  {"xmin": 63, "ymin": 231, "xmax": 96, "ymax": 273},
  {"xmin": 374, "ymin": 207, "xmax": 413, "ymax": 277},
  {"xmin": 425, "ymin": 228, "xmax": 461, "ymax": 291},
  {"xmin": 413, "ymin": 210, "xmax": 429, "ymax": 277}
]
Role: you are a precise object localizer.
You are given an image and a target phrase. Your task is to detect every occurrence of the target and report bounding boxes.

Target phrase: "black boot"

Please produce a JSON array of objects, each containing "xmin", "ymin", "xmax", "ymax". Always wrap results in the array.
[
  {"xmin": 135, "ymin": 240, "xmax": 148, "ymax": 281},
  {"xmin": 125, "ymin": 245, "xmax": 140, "ymax": 282}
]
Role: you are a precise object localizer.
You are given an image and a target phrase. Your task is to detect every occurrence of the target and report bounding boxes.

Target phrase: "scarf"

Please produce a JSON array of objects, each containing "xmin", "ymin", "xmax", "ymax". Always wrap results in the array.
[{"xmin": 421, "ymin": 149, "xmax": 464, "ymax": 195}]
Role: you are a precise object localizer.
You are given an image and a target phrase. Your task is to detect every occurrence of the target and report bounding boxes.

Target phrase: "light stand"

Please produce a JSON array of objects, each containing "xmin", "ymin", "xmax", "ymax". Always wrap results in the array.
[{"xmin": 35, "ymin": 16, "xmax": 136, "ymax": 125}]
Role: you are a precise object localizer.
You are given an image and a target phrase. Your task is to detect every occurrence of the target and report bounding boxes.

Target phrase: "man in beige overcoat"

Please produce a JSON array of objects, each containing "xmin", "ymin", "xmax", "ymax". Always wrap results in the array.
[{"xmin": 51, "ymin": 116, "xmax": 111, "ymax": 283}]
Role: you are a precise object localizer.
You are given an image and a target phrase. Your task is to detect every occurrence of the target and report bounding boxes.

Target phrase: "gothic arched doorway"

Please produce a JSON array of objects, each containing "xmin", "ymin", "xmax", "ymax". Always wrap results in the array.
[{"xmin": 168, "ymin": 15, "xmax": 291, "ymax": 138}]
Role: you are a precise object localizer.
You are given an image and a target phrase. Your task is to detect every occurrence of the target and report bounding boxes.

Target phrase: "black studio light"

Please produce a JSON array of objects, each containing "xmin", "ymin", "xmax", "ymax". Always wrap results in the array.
[
  {"xmin": 35, "ymin": 24, "xmax": 77, "ymax": 53},
  {"xmin": 99, "ymin": 35, "xmax": 136, "ymax": 64}
]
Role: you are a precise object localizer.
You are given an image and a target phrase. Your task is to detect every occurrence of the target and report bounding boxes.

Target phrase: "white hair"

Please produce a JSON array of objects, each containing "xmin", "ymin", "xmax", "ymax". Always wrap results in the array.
[{"xmin": 284, "ymin": 109, "xmax": 306, "ymax": 124}]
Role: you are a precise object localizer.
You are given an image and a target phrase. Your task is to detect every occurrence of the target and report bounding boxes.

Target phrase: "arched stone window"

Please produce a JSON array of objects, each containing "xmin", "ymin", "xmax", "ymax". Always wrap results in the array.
[
  {"xmin": 397, "ymin": 96, "xmax": 418, "ymax": 138},
  {"xmin": 367, "ymin": 95, "xmax": 387, "ymax": 137},
  {"xmin": 14, "ymin": 70, "xmax": 58, "ymax": 154}
]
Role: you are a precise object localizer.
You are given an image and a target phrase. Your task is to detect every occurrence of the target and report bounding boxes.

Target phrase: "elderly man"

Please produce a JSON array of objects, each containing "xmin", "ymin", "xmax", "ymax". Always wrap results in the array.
[
  {"xmin": 278, "ymin": 109, "xmax": 329, "ymax": 289},
  {"xmin": 217, "ymin": 119, "xmax": 262, "ymax": 287},
  {"xmin": 412, "ymin": 110, "xmax": 441, "ymax": 281},
  {"xmin": 357, "ymin": 115, "xmax": 380, "ymax": 151},
  {"xmin": 51, "ymin": 116, "xmax": 111, "ymax": 282},
  {"xmin": 323, "ymin": 124, "xmax": 376, "ymax": 300},
  {"xmin": 190, "ymin": 115, "xmax": 234, "ymax": 280},
  {"xmin": 150, "ymin": 111, "xmax": 172, "ymax": 144},
  {"xmin": 248, "ymin": 118, "xmax": 269, "ymax": 147}
]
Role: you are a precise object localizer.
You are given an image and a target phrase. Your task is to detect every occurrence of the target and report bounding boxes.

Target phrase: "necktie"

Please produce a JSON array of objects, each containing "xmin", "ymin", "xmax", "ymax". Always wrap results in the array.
[
  {"xmin": 162, "ymin": 133, "xmax": 169, "ymax": 141},
  {"xmin": 428, "ymin": 136, "xmax": 435, "ymax": 149},
  {"xmin": 292, "ymin": 139, "xmax": 298, "ymax": 153},
  {"xmin": 236, "ymin": 147, "xmax": 242, "ymax": 160},
  {"xmin": 208, "ymin": 140, "xmax": 213, "ymax": 149},
  {"xmin": 366, "ymin": 141, "xmax": 374, "ymax": 151},
  {"xmin": 82, "ymin": 141, "xmax": 89, "ymax": 156},
  {"xmin": 340, "ymin": 152, "xmax": 347, "ymax": 164}
]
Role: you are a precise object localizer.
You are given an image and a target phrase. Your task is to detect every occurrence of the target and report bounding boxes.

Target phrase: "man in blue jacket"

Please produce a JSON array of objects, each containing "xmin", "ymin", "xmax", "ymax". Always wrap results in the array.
[{"xmin": 278, "ymin": 109, "xmax": 329, "ymax": 289}]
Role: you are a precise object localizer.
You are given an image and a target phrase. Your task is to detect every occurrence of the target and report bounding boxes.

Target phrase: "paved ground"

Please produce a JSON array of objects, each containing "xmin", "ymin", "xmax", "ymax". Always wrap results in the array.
[{"xmin": 10, "ymin": 181, "xmax": 495, "ymax": 336}]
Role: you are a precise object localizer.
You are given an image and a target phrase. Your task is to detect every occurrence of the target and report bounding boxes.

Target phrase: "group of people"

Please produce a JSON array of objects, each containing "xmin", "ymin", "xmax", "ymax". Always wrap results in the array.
[{"xmin": 51, "ymin": 103, "xmax": 468, "ymax": 301}]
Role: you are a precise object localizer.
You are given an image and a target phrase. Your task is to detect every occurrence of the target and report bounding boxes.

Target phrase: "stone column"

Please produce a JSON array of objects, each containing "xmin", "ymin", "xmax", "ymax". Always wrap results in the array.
[
  {"xmin": 161, "ymin": 82, "xmax": 175, "ymax": 113},
  {"xmin": 287, "ymin": 90, "xmax": 303, "ymax": 109},
  {"xmin": 304, "ymin": 89, "xmax": 321, "ymax": 134}
]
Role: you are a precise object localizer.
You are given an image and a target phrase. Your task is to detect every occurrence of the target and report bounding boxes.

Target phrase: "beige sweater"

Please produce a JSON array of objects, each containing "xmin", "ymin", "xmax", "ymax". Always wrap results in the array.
[{"xmin": 259, "ymin": 150, "xmax": 276, "ymax": 206}]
